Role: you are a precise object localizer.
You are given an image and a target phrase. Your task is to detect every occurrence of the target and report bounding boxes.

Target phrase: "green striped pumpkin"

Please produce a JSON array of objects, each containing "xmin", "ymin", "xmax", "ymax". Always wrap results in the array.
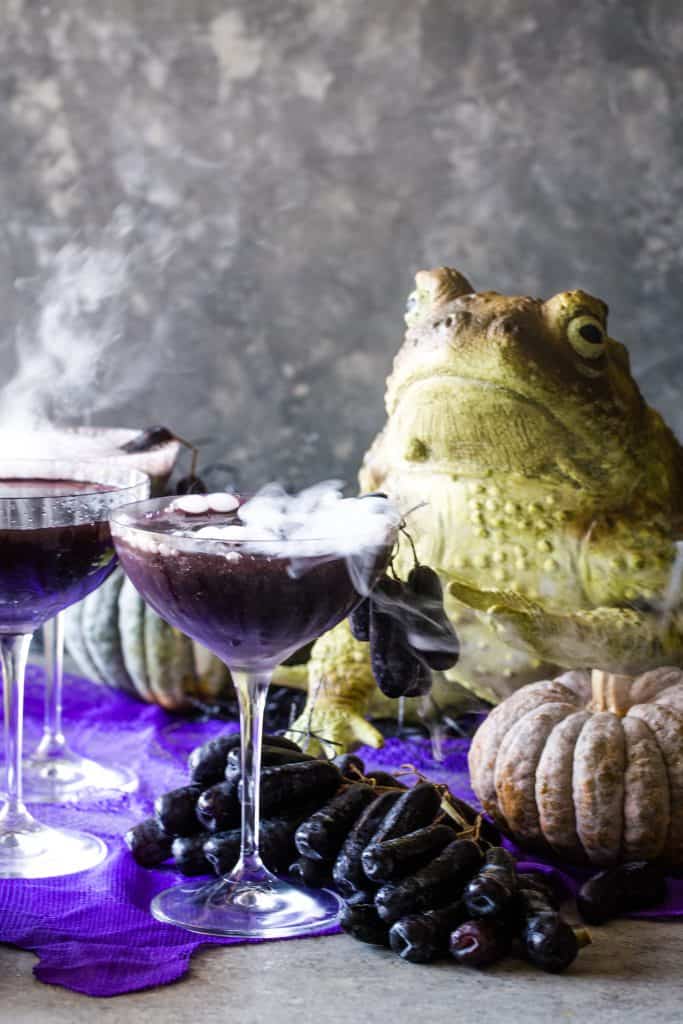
[{"xmin": 63, "ymin": 567, "xmax": 231, "ymax": 710}]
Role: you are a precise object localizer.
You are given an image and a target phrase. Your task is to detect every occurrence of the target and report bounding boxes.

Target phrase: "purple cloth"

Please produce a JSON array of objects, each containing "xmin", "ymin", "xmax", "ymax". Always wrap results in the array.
[{"xmin": 0, "ymin": 668, "xmax": 680, "ymax": 997}]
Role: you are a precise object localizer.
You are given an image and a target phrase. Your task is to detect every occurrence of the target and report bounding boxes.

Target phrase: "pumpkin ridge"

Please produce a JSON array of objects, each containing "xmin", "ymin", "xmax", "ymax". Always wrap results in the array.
[
  {"xmin": 145, "ymin": 610, "xmax": 186, "ymax": 710},
  {"xmin": 572, "ymin": 711, "xmax": 626, "ymax": 865},
  {"xmin": 471, "ymin": 679, "xmax": 581, "ymax": 815},
  {"xmin": 494, "ymin": 701, "xmax": 577, "ymax": 847},
  {"xmin": 654, "ymin": 681, "xmax": 683, "ymax": 714},
  {"xmin": 626, "ymin": 667, "xmax": 683, "ymax": 708},
  {"xmin": 554, "ymin": 670, "xmax": 592, "ymax": 703},
  {"xmin": 63, "ymin": 599, "xmax": 103, "ymax": 684},
  {"xmin": 535, "ymin": 709, "xmax": 590, "ymax": 861},
  {"xmin": 468, "ymin": 680, "xmax": 582, "ymax": 819},
  {"xmin": 628, "ymin": 667, "xmax": 683, "ymax": 707},
  {"xmin": 119, "ymin": 573, "xmax": 154, "ymax": 702},
  {"xmin": 170, "ymin": 626, "xmax": 198, "ymax": 707},
  {"xmin": 628, "ymin": 702, "xmax": 683, "ymax": 863},
  {"xmin": 81, "ymin": 572, "xmax": 135, "ymax": 693},
  {"xmin": 621, "ymin": 716, "xmax": 669, "ymax": 861}
]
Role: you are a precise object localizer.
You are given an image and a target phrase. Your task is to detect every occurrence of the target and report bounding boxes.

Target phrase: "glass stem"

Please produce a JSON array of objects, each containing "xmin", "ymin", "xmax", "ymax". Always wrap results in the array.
[
  {"xmin": 38, "ymin": 613, "xmax": 67, "ymax": 757},
  {"xmin": 232, "ymin": 669, "xmax": 271, "ymax": 879},
  {"xmin": 0, "ymin": 633, "xmax": 35, "ymax": 830}
]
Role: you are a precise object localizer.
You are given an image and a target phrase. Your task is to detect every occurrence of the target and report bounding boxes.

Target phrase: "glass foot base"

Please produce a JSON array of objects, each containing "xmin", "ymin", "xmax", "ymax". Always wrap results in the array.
[
  {"xmin": 0, "ymin": 820, "xmax": 107, "ymax": 879},
  {"xmin": 151, "ymin": 872, "xmax": 342, "ymax": 938},
  {"xmin": 22, "ymin": 750, "xmax": 138, "ymax": 803}
]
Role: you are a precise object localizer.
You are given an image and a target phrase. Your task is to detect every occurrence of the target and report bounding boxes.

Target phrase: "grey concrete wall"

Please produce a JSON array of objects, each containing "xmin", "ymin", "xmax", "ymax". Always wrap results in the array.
[{"xmin": 0, "ymin": 0, "xmax": 682, "ymax": 489}]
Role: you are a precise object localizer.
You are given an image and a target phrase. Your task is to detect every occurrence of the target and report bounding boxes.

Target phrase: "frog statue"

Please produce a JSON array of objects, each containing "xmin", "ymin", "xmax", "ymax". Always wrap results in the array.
[{"xmin": 278, "ymin": 267, "xmax": 683, "ymax": 755}]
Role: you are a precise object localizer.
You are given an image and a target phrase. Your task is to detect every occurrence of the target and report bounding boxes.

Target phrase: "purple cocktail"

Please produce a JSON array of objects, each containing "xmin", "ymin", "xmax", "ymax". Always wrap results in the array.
[
  {"xmin": 0, "ymin": 460, "xmax": 149, "ymax": 878},
  {"xmin": 116, "ymin": 501, "xmax": 375, "ymax": 668},
  {"xmin": 112, "ymin": 485, "xmax": 398, "ymax": 938},
  {"xmin": 0, "ymin": 478, "xmax": 115, "ymax": 633},
  {"xmin": 7, "ymin": 427, "xmax": 181, "ymax": 803}
]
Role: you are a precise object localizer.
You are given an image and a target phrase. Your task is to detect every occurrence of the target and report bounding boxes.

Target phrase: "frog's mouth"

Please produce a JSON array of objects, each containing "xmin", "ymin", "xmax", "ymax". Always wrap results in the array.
[{"xmin": 392, "ymin": 374, "xmax": 579, "ymax": 477}]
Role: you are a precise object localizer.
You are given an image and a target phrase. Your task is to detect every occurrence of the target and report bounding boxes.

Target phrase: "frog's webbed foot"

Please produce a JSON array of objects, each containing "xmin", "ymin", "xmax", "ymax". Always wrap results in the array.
[
  {"xmin": 447, "ymin": 580, "xmax": 683, "ymax": 675},
  {"xmin": 286, "ymin": 702, "xmax": 383, "ymax": 758},
  {"xmin": 281, "ymin": 619, "xmax": 384, "ymax": 756}
]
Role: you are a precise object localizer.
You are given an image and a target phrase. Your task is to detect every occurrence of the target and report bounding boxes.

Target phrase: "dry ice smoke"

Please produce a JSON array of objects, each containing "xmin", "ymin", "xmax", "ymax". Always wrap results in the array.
[
  {"xmin": 181, "ymin": 480, "xmax": 401, "ymax": 595},
  {"xmin": 0, "ymin": 428, "xmax": 126, "ymax": 461},
  {"xmin": 0, "ymin": 212, "xmax": 170, "ymax": 438},
  {"xmin": 218, "ymin": 480, "xmax": 402, "ymax": 596},
  {"xmin": 191, "ymin": 480, "xmax": 458, "ymax": 663}
]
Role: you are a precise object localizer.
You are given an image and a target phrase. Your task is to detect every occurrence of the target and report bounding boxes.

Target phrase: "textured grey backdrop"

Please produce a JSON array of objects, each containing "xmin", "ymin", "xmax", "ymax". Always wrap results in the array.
[{"xmin": 0, "ymin": 0, "xmax": 682, "ymax": 488}]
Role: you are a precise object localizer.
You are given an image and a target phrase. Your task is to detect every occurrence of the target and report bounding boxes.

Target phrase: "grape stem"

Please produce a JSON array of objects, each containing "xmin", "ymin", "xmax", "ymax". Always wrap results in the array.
[
  {"xmin": 386, "ymin": 503, "xmax": 427, "ymax": 578},
  {"xmin": 394, "ymin": 763, "xmax": 491, "ymax": 849},
  {"xmin": 398, "ymin": 522, "xmax": 420, "ymax": 571}
]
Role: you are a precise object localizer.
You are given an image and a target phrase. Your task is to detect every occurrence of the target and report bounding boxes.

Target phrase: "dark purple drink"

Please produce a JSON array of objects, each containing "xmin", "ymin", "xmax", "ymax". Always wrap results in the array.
[
  {"xmin": 0, "ymin": 479, "xmax": 115, "ymax": 635},
  {"xmin": 115, "ymin": 498, "xmax": 380, "ymax": 669}
]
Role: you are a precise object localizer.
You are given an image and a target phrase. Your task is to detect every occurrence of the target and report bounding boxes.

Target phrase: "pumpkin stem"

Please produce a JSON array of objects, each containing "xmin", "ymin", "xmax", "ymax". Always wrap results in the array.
[{"xmin": 590, "ymin": 669, "xmax": 635, "ymax": 716}]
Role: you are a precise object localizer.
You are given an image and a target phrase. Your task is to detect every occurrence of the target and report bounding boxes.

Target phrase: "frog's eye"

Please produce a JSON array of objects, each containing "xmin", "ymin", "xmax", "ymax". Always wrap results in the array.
[
  {"xmin": 567, "ymin": 315, "xmax": 607, "ymax": 359},
  {"xmin": 405, "ymin": 291, "xmax": 418, "ymax": 314}
]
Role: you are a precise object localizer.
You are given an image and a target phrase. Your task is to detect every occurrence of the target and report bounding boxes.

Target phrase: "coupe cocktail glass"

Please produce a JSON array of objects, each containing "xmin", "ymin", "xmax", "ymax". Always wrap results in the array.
[
  {"xmin": 112, "ymin": 492, "xmax": 397, "ymax": 937},
  {"xmin": 14, "ymin": 427, "xmax": 179, "ymax": 803},
  {"xmin": 0, "ymin": 459, "xmax": 149, "ymax": 878}
]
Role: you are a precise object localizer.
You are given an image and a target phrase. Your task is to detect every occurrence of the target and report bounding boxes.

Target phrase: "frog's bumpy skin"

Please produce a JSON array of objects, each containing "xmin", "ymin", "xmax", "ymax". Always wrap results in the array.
[{"xmin": 285, "ymin": 268, "xmax": 683, "ymax": 751}]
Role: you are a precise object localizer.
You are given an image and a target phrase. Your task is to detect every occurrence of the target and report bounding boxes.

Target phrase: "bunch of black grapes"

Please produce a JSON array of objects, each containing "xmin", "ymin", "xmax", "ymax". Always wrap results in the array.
[
  {"xmin": 125, "ymin": 733, "xmax": 343, "ymax": 877},
  {"xmin": 351, "ymin": 564, "xmax": 460, "ymax": 699},
  {"xmin": 291, "ymin": 755, "xmax": 590, "ymax": 973},
  {"xmin": 322, "ymin": 767, "xmax": 666, "ymax": 970},
  {"xmin": 125, "ymin": 739, "xmax": 408, "ymax": 879},
  {"xmin": 126, "ymin": 730, "xmax": 658, "ymax": 974}
]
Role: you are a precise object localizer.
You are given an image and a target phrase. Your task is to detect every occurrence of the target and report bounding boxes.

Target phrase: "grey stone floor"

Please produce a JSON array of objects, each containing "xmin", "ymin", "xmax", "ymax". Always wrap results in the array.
[{"xmin": 1, "ymin": 918, "xmax": 682, "ymax": 1024}]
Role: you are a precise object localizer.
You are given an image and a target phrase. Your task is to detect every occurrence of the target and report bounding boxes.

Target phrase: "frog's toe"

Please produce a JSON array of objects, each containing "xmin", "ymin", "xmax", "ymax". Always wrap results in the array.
[
  {"xmin": 342, "ymin": 713, "xmax": 385, "ymax": 751},
  {"xmin": 285, "ymin": 705, "xmax": 383, "ymax": 757},
  {"xmin": 284, "ymin": 718, "xmax": 326, "ymax": 757}
]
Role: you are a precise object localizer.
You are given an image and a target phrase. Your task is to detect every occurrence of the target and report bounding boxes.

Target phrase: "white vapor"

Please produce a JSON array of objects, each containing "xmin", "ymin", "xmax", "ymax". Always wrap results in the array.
[{"xmin": 0, "ymin": 211, "xmax": 172, "ymax": 435}]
